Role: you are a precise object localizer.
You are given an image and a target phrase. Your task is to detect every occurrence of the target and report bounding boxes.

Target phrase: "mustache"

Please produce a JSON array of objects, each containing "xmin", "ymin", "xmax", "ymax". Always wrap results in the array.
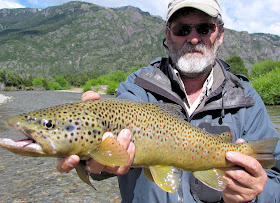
[{"xmin": 180, "ymin": 42, "xmax": 206, "ymax": 55}]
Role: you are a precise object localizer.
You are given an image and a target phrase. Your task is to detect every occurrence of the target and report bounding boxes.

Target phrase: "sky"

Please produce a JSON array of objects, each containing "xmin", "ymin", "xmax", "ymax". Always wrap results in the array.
[{"xmin": 1, "ymin": 0, "xmax": 280, "ymax": 36}]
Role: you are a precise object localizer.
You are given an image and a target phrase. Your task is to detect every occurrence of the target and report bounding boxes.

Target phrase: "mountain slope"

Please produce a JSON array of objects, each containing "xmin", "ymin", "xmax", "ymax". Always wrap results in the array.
[{"xmin": 0, "ymin": 1, "xmax": 279, "ymax": 77}]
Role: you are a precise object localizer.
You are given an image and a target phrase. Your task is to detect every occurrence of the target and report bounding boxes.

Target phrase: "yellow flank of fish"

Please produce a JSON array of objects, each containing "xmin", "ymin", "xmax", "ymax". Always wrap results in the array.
[{"xmin": 0, "ymin": 99, "xmax": 278, "ymax": 192}]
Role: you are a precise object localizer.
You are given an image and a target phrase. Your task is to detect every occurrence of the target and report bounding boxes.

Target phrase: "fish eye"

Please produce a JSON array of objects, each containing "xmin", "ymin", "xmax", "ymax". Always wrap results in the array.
[{"xmin": 42, "ymin": 119, "xmax": 56, "ymax": 130}]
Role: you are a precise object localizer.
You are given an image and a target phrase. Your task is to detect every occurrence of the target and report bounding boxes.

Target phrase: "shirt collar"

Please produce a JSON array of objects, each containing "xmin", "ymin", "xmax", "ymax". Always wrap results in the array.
[{"xmin": 173, "ymin": 68, "xmax": 214, "ymax": 116}]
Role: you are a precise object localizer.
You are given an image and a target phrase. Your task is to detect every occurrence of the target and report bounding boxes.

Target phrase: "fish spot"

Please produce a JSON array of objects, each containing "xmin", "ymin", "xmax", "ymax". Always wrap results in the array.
[
  {"xmin": 66, "ymin": 125, "xmax": 75, "ymax": 132},
  {"xmin": 183, "ymin": 141, "xmax": 188, "ymax": 147}
]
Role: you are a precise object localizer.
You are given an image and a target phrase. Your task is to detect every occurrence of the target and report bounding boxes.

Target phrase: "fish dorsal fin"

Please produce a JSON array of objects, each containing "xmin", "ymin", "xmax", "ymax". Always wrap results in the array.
[
  {"xmin": 148, "ymin": 165, "xmax": 179, "ymax": 193},
  {"xmin": 75, "ymin": 161, "xmax": 97, "ymax": 190},
  {"xmin": 89, "ymin": 137, "xmax": 129, "ymax": 166},
  {"xmin": 193, "ymin": 169, "xmax": 227, "ymax": 191},
  {"xmin": 153, "ymin": 103, "xmax": 186, "ymax": 121},
  {"xmin": 216, "ymin": 132, "xmax": 232, "ymax": 142}
]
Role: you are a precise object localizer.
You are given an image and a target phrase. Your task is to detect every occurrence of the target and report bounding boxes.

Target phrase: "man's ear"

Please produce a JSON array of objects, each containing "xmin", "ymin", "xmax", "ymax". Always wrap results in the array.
[{"xmin": 218, "ymin": 27, "xmax": 225, "ymax": 45}]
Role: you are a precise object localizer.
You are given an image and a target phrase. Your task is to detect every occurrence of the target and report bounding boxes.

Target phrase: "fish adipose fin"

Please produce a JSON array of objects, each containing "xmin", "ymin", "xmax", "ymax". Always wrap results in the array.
[
  {"xmin": 247, "ymin": 137, "xmax": 279, "ymax": 169},
  {"xmin": 147, "ymin": 165, "xmax": 179, "ymax": 193},
  {"xmin": 75, "ymin": 161, "xmax": 97, "ymax": 190},
  {"xmin": 216, "ymin": 132, "xmax": 232, "ymax": 142},
  {"xmin": 153, "ymin": 103, "xmax": 187, "ymax": 122},
  {"xmin": 89, "ymin": 137, "xmax": 130, "ymax": 166},
  {"xmin": 193, "ymin": 169, "xmax": 227, "ymax": 191}
]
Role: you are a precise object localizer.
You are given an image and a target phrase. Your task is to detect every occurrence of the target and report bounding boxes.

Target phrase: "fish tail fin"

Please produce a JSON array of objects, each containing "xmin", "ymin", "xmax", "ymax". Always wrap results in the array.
[{"xmin": 248, "ymin": 138, "xmax": 279, "ymax": 169}]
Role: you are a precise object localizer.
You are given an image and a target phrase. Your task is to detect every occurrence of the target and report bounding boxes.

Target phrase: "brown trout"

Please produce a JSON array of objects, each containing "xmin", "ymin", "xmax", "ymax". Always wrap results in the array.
[{"xmin": 0, "ymin": 99, "xmax": 278, "ymax": 192}]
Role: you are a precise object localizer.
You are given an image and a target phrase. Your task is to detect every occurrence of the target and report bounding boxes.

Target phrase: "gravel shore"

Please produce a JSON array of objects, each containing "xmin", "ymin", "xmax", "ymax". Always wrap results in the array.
[{"xmin": 0, "ymin": 93, "xmax": 12, "ymax": 105}]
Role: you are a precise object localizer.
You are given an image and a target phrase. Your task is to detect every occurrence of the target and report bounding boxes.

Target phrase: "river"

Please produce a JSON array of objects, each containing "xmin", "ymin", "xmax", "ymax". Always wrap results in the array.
[
  {"xmin": 0, "ymin": 91, "xmax": 120, "ymax": 203},
  {"xmin": 0, "ymin": 91, "xmax": 279, "ymax": 202}
]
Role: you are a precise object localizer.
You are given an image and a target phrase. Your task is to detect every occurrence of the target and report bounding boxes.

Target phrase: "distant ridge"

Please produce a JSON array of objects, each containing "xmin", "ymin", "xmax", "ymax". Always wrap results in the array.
[{"xmin": 0, "ymin": 1, "xmax": 279, "ymax": 77}]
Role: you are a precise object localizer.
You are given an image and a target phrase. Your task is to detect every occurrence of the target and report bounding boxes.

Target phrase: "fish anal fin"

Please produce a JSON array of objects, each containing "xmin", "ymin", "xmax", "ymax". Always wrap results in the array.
[
  {"xmin": 144, "ymin": 168, "xmax": 155, "ymax": 182},
  {"xmin": 149, "ymin": 166, "xmax": 179, "ymax": 193},
  {"xmin": 75, "ymin": 161, "xmax": 97, "ymax": 190},
  {"xmin": 89, "ymin": 137, "xmax": 129, "ymax": 166},
  {"xmin": 216, "ymin": 132, "xmax": 232, "ymax": 142},
  {"xmin": 193, "ymin": 169, "xmax": 227, "ymax": 191}
]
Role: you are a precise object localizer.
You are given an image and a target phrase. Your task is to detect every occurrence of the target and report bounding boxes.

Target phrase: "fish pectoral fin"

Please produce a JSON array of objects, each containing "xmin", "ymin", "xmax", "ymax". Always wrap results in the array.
[
  {"xmin": 193, "ymin": 169, "xmax": 227, "ymax": 191},
  {"xmin": 89, "ymin": 137, "xmax": 129, "ymax": 166},
  {"xmin": 75, "ymin": 161, "xmax": 97, "ymax": 190},
  {"xmin": 149, "ymin": 166, "xmax": 179, "ymax": 193}
]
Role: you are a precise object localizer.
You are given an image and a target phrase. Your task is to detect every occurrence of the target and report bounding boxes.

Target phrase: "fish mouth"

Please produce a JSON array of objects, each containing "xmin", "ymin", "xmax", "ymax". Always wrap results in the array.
[
  {"xmin": 0, "ymin": 118, "xmax": 47, "ymax": 157},
  {"xmin": 0, "ymin": 138, "xmax": 45, "ymax": 157}
]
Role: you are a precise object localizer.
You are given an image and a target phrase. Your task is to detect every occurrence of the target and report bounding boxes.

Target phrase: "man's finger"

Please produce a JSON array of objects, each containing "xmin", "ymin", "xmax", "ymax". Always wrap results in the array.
[
  {"xmin": 117, "ymin": 129, "xmax": 132, "ymax": 150},
  {"xmin": 56, "ymin": 155, "xmax": 80, "ymax": 173},
  {"xmin": 86, "ymin": 159, "xmax": 105, "ymax": 174},
  {"xmin": 226, "ymin": 151, "xmax": 263, "ymax": 177},
  {"xmin": 81, "ymin": 91, "xmax": 101, "ymax": 101}
]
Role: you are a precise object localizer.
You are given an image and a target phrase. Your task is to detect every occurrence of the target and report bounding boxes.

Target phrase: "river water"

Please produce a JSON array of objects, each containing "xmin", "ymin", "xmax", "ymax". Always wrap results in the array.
[
  {"xmin": 0, "ymin": 91, "xmax": 279, "ymax": 202},
  {"xmin": 0, "ymin": 91, "xmax": 120, "ymax": 203}
]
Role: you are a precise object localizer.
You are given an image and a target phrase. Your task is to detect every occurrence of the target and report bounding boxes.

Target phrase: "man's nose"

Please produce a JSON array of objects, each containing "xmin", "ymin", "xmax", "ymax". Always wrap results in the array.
[{"xmin": 186, "ymin": 29, "xmax": 201, "ymax": 45}]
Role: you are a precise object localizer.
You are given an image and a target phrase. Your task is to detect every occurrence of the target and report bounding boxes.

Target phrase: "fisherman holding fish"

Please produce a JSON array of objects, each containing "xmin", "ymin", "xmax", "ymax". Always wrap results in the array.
[{"xmin": 56, "ymin": 0, "xmax": 280, "ymax": 202}]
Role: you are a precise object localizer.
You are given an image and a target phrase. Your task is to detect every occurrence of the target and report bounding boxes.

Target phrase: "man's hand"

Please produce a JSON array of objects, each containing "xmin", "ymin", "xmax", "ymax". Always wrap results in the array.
[
  {"xmin": 56, "ymin": 91, "xmax": 135, "ymax": 176},
  {"xmin": 222, "ymin": 139, "xmax": 267, "ymax": 202}
]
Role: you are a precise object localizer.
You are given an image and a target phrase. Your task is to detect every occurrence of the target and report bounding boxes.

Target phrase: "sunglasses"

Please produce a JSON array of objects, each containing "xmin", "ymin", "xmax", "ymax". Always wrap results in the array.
[{"xmin": 167, "ymin": 23, "xmax": 217, "ymax": 36}]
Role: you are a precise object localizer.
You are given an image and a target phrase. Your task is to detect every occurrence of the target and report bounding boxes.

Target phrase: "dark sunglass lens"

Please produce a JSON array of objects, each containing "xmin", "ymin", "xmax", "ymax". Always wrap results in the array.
[
  {"xmin": 172, "ymin": 25, "xmax": 191, "ymax": 36},
  {"xmin": 197, "ymin": 23, "xmax": 215, "ymax": 35}
]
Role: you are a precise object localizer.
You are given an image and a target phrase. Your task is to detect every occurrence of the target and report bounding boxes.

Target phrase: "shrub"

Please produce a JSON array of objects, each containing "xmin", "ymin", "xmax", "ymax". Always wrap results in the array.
[
  {"xmin": 250, "ymin": 60, "xmax": 280, "ymax": 78},
  {"xmin": 55, "ymin": 76, "xmax": 69, "ymax": 89},
  {"xmin": 49, "ymin": 82, "xmax": 62, "ymax": 90},
  {"xmin": 32, "ymin": 78, "xmax": 44, "ymax": 86},
  {"xmin": 251, "ymin": 68, "xmax": 280, "ymax": 105}
]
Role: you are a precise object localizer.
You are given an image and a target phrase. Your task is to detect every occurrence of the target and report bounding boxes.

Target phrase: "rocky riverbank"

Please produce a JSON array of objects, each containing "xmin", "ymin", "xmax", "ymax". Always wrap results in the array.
[{"xmin": 0, "ymin": 93, "xmax": 12, "ymax": 105}]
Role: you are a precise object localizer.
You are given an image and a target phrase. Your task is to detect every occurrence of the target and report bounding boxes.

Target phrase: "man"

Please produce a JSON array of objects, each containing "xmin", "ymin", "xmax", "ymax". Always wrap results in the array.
[{"xmin": 57, "ymin": 0, "xmax": 280, "ymax": 202}]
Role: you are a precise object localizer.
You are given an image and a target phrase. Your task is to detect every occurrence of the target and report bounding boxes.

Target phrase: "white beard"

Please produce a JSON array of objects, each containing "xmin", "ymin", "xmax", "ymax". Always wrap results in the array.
[{"xmin": 168, "ymin": 39, "xmax": 220, "ymax": 78}]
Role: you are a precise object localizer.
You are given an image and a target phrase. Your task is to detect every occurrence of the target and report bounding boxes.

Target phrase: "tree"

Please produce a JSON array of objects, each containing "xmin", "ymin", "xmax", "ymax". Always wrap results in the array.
[
  {"xmin": 22, "ymin": 75, "xmax": 33, "ymax": 87},
  {"xmin": 32, "ymin": 77, "xmax": 44, "ymax": 86},
  {"xmin": 42, "ymin": 79, "xmax": 50, "ymax": 90},
  {"xmin": 226, "ymin": 56, "xmax": 248, "ymax": 77},
  {"xmin": 55, "ymin": 76, "xmax": 68, "ymax": 89}
]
